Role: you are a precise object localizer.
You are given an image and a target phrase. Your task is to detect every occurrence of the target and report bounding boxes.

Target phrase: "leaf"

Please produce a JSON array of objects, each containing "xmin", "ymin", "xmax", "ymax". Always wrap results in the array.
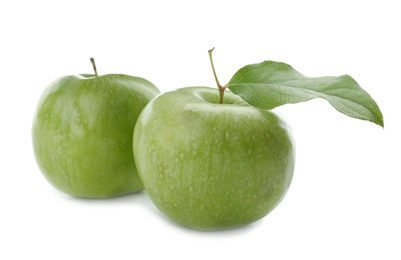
[{"xmin": 227, "ymin": 61, "xmax": 384, "ymax": 127}]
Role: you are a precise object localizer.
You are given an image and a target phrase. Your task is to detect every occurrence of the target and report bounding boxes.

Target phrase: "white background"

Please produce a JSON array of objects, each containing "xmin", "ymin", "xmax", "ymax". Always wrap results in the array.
[{"xmin": 1, "ymin": 0, "xmax": 400, "ymax": 259}]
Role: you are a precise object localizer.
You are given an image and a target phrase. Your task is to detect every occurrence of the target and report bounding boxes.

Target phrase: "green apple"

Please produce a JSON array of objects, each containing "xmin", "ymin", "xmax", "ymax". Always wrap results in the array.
[
  {"xmin": 32, "ymin": 58, "xmax": 160, "ymax": 198},
  {"xmin": 133, "ymin": 87, "xmax": 295, "ymax": 230},
  {"xmin": 135, "ymin": 47, "xmax": 382, "ymax": 231}
]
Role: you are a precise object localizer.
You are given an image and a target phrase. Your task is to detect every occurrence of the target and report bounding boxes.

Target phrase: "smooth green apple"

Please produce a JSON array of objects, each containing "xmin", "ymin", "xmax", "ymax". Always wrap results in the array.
[
  {"xmin": 133, "ymin": 87, "xmax": 295, "ymax": 230},
  {"xmin": 32, "ymin": 59, "xmax": 160, "ymax": 198}
]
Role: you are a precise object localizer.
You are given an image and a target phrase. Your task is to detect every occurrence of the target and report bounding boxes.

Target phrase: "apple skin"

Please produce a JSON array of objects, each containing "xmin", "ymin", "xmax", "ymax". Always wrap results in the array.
[
  {"xmin": 33, "ymin": 73, "xmax": 160, "ymax": 198},
  {"xmin": 134, "ymin": 87, "xmax": 295, "ymax": 230}
]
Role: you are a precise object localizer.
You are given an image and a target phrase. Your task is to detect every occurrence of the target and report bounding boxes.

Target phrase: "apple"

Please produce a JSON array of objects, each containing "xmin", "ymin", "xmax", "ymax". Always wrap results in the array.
[
  {"xmin": 32, "ymin": 58, "xmax": 160, "ymax": 198},
  {"xmin": 133, "ymin": 86, "xmax": 295, "ymax": 230}
]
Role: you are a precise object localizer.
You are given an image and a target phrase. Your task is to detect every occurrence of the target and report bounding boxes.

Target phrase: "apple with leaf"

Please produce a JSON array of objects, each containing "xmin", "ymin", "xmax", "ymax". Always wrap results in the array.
[{"xmin": 133, "ymin": 48, "xmax": 383, "ymax": 230}]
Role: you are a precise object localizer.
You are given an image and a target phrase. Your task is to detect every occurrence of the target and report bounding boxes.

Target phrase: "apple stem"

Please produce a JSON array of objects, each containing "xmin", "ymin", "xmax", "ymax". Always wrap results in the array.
[
  {"xmin": 208, "ymin": 48, "xmax": 226, "ymax": 104},
  {"xmin": 90, "ymin": 57, "xmax": 98, "ymax": 77}
]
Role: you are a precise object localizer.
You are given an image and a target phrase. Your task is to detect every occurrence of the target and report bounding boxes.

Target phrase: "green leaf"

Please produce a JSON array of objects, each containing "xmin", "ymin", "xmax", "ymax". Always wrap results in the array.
[{"xmin": 227, "ymin": 61, "xmax": 384, "ymax": 127}]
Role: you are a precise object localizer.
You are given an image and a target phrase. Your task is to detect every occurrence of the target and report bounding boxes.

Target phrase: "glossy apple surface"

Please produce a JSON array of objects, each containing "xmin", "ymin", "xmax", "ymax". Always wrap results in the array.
[
  {"xmin": 33, "ymin": 73, "xmax": 160, "ymax": 198},
  {"xmin": 134, "ymin": 87, "xmax": 295, "ymax": 230}
]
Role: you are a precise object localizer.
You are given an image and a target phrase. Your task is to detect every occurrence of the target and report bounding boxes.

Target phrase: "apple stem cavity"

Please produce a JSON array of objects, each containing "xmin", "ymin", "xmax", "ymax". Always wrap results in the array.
[
  {"xmin": 90, "ymin": 57, "xmax": 98, "ymax": 77},
  {"xmin": 208, "ymin": 48, "xmax": 227, "ymax": 104}
]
